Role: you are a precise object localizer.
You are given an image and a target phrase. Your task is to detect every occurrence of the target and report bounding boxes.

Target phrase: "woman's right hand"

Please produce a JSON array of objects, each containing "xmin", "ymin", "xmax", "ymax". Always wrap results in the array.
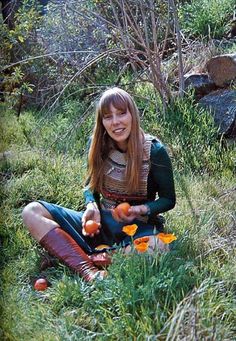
[
  {"xmin": 112, "ymin": 204, "xmax": 148, "ymax": 223},
  {"xmin": 82, "ymin": 202, "xmax": 101, "ymax": 237}
]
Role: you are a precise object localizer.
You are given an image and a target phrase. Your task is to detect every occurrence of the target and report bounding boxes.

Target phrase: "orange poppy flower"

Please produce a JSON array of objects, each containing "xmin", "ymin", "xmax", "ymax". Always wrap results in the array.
[
  {"xmin": 134, "ymin": 236, "xmax": 150, "ymax": 245},
  {"xmin": 95, "ymin": 244, "xmax": 110, "ymax": 251},
  {"xmin": 122, "ymin": 224, "xmax": 138, "ymax": 236},
  {"xmin": 134, "ymin": 241, "xmax": 149, "ymax": 253},
  {"xmin": 157, "ymin": 233, "xmax": 177, "ymax": 244}
]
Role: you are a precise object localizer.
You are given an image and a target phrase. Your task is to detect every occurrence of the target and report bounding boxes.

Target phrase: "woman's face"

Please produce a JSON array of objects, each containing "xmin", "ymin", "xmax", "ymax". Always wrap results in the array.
[{"xmin": 102, "ymin": 104, "xmax": 132, "ymax": 151}]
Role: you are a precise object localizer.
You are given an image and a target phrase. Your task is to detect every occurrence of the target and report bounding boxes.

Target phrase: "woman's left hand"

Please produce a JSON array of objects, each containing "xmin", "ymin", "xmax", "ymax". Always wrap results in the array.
[{"xmin": 112, "ymin": 204, "xmax": 148, "ymax": 223}]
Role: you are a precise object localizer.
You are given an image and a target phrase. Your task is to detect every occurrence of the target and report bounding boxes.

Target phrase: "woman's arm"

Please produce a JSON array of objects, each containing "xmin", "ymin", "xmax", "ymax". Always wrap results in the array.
[
  {"xmin": 114, "ymin": 141, "xmax": 176, "ymax": 223},
  {"xmin": 145, "ymin": 141, "xmax": 176, "ymax": 216}
]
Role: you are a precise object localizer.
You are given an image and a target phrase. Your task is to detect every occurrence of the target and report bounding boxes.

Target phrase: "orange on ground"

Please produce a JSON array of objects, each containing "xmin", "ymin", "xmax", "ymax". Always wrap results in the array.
[{"xmin": 34, "ymin": 278, "xmax": 48, "ymax": 291}]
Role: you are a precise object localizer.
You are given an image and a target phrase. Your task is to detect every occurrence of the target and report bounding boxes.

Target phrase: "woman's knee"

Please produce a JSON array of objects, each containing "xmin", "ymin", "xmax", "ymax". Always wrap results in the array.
[{"xmin": 22, "ymin": 202, "xmax": 44, "ymax": 226}]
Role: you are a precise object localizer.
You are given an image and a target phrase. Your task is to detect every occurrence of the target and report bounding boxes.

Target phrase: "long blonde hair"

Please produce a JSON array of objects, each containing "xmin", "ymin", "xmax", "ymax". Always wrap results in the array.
[{"xmin": 87, "ymin": 87, "xmax": 144, "ymax": 193}]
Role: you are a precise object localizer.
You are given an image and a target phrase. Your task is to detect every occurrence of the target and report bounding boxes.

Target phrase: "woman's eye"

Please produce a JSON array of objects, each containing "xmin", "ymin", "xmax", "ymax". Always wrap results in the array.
[
  {"xmin": 119, "ymin": 112, "xmax": 126, "ymax": 116},
  {"xmin": 103, "ymin": 115, "xmax": 112, "ymax": 119}
]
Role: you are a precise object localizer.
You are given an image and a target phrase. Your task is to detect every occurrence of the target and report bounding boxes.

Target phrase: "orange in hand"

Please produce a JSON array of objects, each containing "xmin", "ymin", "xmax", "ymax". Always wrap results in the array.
[
  {"xmin": 113, "ymin": 202, "xmax": 131, "ymax": 220},
  {"xmin": 34, "ymin": 278, "xmax": 48, "ymax": 291},
  {"xmin": 84, "ymin": 220, "xmax": 100, "ymax": 234}
]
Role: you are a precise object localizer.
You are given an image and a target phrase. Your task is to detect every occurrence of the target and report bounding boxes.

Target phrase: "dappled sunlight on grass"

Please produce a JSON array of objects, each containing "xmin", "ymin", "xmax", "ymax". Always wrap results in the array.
[{"xmin": 1, "ymin": 94, "xmax": 235, "ymax": 339}]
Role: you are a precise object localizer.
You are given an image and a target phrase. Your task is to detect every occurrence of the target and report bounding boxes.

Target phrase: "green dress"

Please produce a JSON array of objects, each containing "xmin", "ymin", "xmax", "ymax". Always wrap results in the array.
[{"xmin": 39, "ymin": 138, "xmax": 176, "ymax": 254}]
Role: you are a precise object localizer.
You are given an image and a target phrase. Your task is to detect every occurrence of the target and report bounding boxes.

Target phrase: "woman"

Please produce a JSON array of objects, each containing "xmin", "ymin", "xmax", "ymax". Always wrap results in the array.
[{"xmin": 22, "ymin": 87, "xmax": 176, "ymax": 282}]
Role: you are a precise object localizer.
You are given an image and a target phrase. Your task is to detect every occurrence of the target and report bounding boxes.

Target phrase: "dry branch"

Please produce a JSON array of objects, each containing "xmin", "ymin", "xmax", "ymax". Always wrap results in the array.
[{"xmin": 168, "ymin": 0, "xmax": 184, "ymax": 96}]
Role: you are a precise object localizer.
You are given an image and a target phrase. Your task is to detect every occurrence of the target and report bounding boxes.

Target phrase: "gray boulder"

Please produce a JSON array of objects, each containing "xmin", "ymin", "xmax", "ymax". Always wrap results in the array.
[
  {"xmin": 199, "ymin": 90, "xmax": 236, "ymax": 137},
  {"xmin": 184, "ymin": 73, "xmax": 217, "ymax": 98}
]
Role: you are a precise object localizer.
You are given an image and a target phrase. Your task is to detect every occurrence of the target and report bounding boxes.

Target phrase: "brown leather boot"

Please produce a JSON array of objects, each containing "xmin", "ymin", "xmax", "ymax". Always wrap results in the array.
[{"xmin": 40, "ymin": 228, "xmax": 107, "ymax": 282}]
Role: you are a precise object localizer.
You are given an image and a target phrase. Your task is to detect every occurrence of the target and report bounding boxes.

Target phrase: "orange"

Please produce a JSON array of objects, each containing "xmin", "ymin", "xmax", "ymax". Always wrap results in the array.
[
  {"xmin": 84, "ymin": 220, "xmax": 99, "ymax": 234},
  {"xmin": 112, "ymin": 208, "xmax": 120, "ymax": 221},
  {"xmin": 34, "ymin": 278, "xmax": 48, "ymax": 291},
  {"xmin": 113, "ymin": 202, "xmax": 131, "ymax": 220}
]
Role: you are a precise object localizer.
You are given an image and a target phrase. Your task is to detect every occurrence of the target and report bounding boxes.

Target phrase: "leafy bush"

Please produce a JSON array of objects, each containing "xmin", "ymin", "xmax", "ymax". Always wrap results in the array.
[
  {"xmin": 179, "ymin": 0, "xmax": 235, "ymax": 39},
  {"xmin": 142, "ymin": 95, "xmax": 234, "ymax": 175},
  {"xmin": 1, "ymin": 90, "xmax": 235, "ymax": 339}
]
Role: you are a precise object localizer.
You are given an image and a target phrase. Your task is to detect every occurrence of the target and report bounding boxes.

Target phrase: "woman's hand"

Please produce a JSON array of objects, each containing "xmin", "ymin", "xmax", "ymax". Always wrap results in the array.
[
  {"xmin": 112, "ymin": 204, "xmax": 148, "ymax": 223},
  {"xmin": 82, "ymin": 202, "xmax": 101, "ymax": 237}
]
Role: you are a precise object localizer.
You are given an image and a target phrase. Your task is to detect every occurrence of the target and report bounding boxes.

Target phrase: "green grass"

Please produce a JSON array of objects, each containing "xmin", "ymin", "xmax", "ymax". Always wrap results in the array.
[
  {"xmin": 0, "ymin": 91, "xmax": 235, "ymax": 340},
  {"xmin": 179, "ymin": 0, "xmax": 235, "ymax": 39}
]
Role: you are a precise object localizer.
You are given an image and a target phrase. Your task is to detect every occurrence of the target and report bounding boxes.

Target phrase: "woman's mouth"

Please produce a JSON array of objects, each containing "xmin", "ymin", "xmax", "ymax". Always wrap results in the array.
[{"xmin": 113, "ymin": 128, "xmax": 125, "ymax": 135}]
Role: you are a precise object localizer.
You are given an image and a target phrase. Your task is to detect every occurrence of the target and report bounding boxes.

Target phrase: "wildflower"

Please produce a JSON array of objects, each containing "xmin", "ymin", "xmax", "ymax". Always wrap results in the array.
[
  {"xmin": 122, "ymin": 224, "xmax": 138, "ymax": 236},
  {"xmin": 157, "ymin": 233, "xmax": 177, "ymax": 244},
  {"xmin": 134, "ymin": 236, "xmax": 149, "ymax": 244},
  {"xmin": 134, "ymin": 242, "xmax": 149, "ymax": 253},
  {"xmin": 95, "ymin": 244, "xmax": 110, "ymax": 251},
  {"xmin": 134, "ymin": 236, "xmax": 149, "ymax": 253}
]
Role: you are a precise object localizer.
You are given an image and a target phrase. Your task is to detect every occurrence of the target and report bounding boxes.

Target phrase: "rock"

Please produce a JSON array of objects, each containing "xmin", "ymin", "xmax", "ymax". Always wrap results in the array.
[
  {"xmin": 199, "ymin": 90, "xmax": 236, "ymax": 137},
  {"xmin": 206, "ymin": 54, "xmax": 236, "ymax": 86},
  {"xmin": 184, "ymin": 73, "xmax": 217, "ymax": 98}
]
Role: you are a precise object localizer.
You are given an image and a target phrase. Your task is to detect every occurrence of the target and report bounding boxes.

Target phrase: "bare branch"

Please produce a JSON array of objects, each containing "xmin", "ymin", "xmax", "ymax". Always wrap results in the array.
[
  {"xmin": 32, "ymin": 48, "xmax": 121, "ymax": 132},
  {"xmin": 1, "ymin": 50, "xmax": 100, "ymax": 71},
  {"xmin": 168, "ymin": 0, "xmax": 184, "ymax": 96}
]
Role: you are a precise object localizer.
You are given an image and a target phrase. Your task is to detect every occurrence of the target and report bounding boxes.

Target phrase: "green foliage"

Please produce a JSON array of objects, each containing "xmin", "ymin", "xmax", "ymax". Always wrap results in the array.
[
  {"xmin": 0, "ymin": 104, "xmax": 30, "ymax": 151},
  {"xmin": 1, "ymin": 88, "xmax": 235, "ymax": 339},
  {"xmin": 0, "ymin": 0, "xmax": 45, "ymax": 113},
  {"xmin": 179, "ymin": 0, "xmax": 235, "ymax": 39},
  {"xmin": 223, "ymin": 42, "xmax": 236, "ymax": 54},
  {"xmin": 142, "ymin": 94, "xmax": 234, "ymax": 175},
  {"xmin": 0, "ymin": 1, "xmax": 235, "ymax": 339},
  {"xmin": 8, "ymin": 0, "xmax": 41, "ymax": 45},
  {"xmin": 164, "ymin": 97, "xmax": 223, "ymax": 172}
]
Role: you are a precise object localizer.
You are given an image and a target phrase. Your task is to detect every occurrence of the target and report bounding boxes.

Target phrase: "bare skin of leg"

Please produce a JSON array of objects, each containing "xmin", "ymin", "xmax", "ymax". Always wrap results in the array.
[
  {"xmin": 124, "ymin": 236, "xmax": 169, "ymax": 254},
  {"xmin": 22, "ymin": 202, "xmax": 59, "ymax": 242}
]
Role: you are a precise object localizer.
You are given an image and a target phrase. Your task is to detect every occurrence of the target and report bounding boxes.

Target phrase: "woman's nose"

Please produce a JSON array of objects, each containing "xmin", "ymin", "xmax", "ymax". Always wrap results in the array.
[{"xmin": 111, "ymin": 115, "xmax": 119, "ymax": 125}]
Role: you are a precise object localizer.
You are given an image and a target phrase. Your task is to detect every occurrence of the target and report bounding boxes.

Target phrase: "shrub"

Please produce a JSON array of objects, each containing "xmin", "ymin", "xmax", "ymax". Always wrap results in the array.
[
  {"xmin": 142, "ymin": 95, "xmax": 234, "ymax": 175},
  {"xmin": 179, "ymin": 0, "xmax": 235, "ymax": 39}
]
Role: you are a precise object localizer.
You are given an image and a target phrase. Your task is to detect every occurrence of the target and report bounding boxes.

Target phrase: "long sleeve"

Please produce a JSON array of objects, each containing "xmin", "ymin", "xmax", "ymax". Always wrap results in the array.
[
  {"xmin": 83, "ymin": 186, "xmax": 95, "ymax": 204},
  {"xmin": 145, "ymin": 141, "xmax": 176, "ymax": 216}
]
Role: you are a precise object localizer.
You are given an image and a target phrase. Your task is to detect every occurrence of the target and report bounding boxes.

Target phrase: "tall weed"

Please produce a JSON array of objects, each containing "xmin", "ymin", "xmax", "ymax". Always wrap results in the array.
[
  {"xmin": 179, "ymin": 0, "xmax": 235, "ymax": 39},
  {"xmin": 0, "ymin": 89, "xmax": 235, "ymax": 339},
  {"xmin": 157, "ymin": 96, "xmax": 233, "ymax": 175}
]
